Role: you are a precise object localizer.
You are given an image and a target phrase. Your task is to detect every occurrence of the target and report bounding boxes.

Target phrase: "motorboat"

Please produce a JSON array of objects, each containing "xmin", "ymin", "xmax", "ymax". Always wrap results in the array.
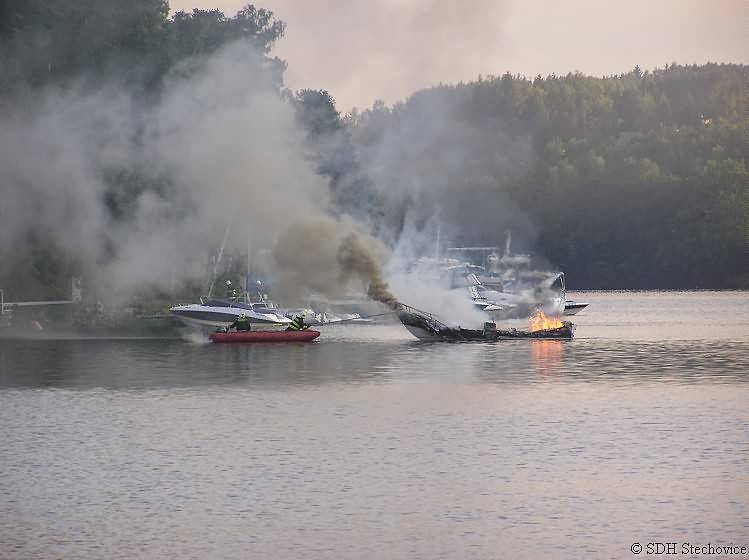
[
  {"xmin": 563, "ymin": 300, "xmax": 589, "ymax": 315},
  {"xmin": 396, "ymin": 303, "xmax": 574, "ymax": 341},
  {"xmin": 312, "ymin": 311, "xmax": 371, "ymax": 324},
  {"xmin": 472, "ymin": 273, "xmax": 566, "ymax": 320},
  {"xmin": 170, "ymin": 297, "xmax": 292, "ymax": 328},
  {"xmin": 443, "ymin": 233, "xmax": 579, "ymax": 319},
  {"xmin": 169, "ymin": 213, "xmax": 294, "ymax": 329},
  {"xmin": 406, "ymin": 256, "xmax": 565, "ymax": 321}
]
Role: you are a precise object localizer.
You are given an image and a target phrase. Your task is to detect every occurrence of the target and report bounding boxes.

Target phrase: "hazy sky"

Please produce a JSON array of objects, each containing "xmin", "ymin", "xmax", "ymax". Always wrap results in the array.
[{"xmin": 170, "ymin": 0, "xmax": 749, "ymax": 111}]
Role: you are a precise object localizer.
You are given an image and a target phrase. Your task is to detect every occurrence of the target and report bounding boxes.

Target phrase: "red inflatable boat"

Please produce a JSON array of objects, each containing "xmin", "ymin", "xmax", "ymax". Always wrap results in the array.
[{"xmin": 209, "ymin": 330, "xmax": 320, "ymax": 343}]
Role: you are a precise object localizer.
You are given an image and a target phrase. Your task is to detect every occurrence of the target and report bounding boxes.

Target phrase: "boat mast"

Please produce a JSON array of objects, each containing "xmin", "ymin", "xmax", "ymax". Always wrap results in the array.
[
  {"xmin": 207, "ymin": 210, "xmax": 236, "ymax": 298},
  {"xmin": 435, "ymin": 222, "xmax": 441, "ymax": 258},
  {"xmin": 246, "ymin": 234, "xmax": 252, "ymax": 302}
]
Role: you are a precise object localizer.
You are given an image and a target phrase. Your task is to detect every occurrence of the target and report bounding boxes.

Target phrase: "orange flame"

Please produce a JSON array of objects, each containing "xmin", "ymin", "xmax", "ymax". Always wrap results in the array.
[{"xmin": 529, "ymin": 310, "xmax": 564, "ymax": 333}]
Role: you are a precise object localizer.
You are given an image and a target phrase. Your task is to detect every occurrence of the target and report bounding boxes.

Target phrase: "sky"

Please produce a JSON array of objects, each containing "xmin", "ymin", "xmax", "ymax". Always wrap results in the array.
[{"xmin": 171, "ymin": 0, "xmax": 748, "ymax": 111}]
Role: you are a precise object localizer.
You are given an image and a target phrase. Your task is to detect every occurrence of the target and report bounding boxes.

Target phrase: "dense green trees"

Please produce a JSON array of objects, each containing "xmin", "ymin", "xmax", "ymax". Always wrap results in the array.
[
  {"xmin": 0, "ymin": 0, "xmax": 285, "ymax": 93},
  {"xmin": 347, "ymin": 65, "xmax": 749, "ymax": 288},
  {"xmin": 292, "ymin": 89, "xmax": 381, "ymax": 227},
  {"xmin": 0, "ymin": 0, "xmax": 170, "ymax": 90}
]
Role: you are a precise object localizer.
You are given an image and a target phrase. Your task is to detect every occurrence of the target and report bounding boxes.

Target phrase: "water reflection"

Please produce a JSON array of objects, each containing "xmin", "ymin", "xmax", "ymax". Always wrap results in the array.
[
  {"xmin": 530, "ymin": 340, "xmax": 564, "ymax": 376},
  {"xmin": 2, "ymin": 335, "xmax": 749, "ymax": 390},
  {"xmin": 0, "ymin": 338, "xmax": 412, "ymax": 389}
]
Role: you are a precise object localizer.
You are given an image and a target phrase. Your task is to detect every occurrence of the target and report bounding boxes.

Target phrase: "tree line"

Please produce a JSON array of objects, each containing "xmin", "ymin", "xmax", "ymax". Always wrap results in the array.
[
  {"xmin": 305, "ymin": 65, "xmax": 749, "ymax": 289},
  {"xmin": 0, "ymin": 0, "xmax": 285, "ymax": 93}
]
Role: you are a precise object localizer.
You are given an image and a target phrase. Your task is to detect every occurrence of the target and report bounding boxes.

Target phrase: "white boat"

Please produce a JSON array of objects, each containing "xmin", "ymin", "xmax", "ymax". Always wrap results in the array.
[
  {"xmin": 408, "ymin": 256, "xmax": 565, "ymax": 321},
  {"xmin": 312, "ymin": 311, "xmax": 371, "ymax": 324},
  {"xmin": 563, "ymin": 300, "xmax": 589, "ymax": 315},
  {"xmin": 445, "ymin": 233, "xmax": 579, "ymax": 319},
  {"xmin": 170, "ymin": 214, "xmax": 293, "ymax": 329},
  {"xmin": 170, "ymin": 297, "xmax": 291, "ymax": 328}
]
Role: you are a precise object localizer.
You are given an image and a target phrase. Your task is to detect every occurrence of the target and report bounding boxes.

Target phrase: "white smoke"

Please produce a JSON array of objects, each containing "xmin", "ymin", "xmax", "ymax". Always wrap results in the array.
[
  {"xmin": 0, "ymin": 42, "xmax": 330, "ymax": 302},
  {"xmin": 346, "ymin": 88, "xmax": 543, "ymax": 325}
]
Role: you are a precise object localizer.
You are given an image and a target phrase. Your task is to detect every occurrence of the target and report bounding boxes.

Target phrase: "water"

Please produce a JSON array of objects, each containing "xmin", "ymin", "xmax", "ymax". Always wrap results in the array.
[{"xmin": 1, "ymin": 292, "xmax": 748, "ymax": 559}]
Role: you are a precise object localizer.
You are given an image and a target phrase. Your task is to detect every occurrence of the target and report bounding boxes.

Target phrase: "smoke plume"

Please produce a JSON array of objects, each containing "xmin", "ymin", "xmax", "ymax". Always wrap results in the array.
[
  {"xmin": 344, "ymin": 85, "xmax": 543, "ymax": 323},
  {"xmin": 0, "ymin": 42, "xmax": 333, "ymax": 302},
  {"xmin": 271, "ymin": 217, "xmax": 397, "ymax": 307},
  {"xmin": 336, "ymin": 232, "xmax": 398, "ymax": 308},
  {"xmin": 0, "ymin": 7, "xmax": 555, "ymax": 324}
]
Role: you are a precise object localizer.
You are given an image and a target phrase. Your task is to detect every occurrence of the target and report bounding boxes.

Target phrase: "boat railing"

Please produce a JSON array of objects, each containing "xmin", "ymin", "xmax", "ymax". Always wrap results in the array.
[
  {"xmin": 200, "ymin": 291, "xmax": 277, "ymax": 306},
  {"xmin": 398, "ymin": 302, "xmax": 450, "ymax": 331}
]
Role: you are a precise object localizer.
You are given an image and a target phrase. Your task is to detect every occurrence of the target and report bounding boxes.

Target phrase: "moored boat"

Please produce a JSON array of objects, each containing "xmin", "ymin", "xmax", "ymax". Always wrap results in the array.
[
  {"xmin": 209, "ymin": 329, "xmax": 320, "ymax": 343},
  {"xmin": 563, "ymin": 300, "xmax": 589, "ymax": 315},
  {"xmin": 170, "ymin": 297, "xmax": 291, "ymax": 328}
]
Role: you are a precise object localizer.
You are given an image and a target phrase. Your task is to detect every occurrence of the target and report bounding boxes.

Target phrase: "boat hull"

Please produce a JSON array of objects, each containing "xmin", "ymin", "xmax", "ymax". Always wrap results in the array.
[
  {"xmin": 563, "ymin": 301, "xmax": 589, "ymax": 316},
  {"xmin": 209, "ymin": 330, "xmax": 320, "ymax": 343},
  {"xmin": 396, "ymin": 304, "xmax": 574, "ymax": 341},
  {"xmin": 170, "ymin": 303, "xmax": 290, "ymax": 328}
]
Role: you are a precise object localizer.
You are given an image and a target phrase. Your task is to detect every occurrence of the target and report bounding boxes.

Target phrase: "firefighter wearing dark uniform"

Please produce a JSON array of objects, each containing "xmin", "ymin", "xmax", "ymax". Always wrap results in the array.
[
  {"xmin": 225, "ymin": 280, "xmax": 238, "ymax": 300},
  {"xmin": 229, "ymin": 313, "xmax": 251, "ymax": 332}
]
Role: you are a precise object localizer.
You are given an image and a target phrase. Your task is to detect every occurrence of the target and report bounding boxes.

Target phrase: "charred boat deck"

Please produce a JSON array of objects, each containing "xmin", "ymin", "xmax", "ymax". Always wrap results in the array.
[
  {"xmin": 396, "ymin": 303, "xmax": 574, "ymax": 342},
  {"xmin": 435, "ymin": 324, "xmax": 573, "ymax": 341}
]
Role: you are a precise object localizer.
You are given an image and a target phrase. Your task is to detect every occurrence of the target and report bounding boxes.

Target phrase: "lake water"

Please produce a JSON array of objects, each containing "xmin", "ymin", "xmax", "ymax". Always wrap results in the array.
[{"xmin": 1, "ymin": 291, "xmax": 748, "ymax": 559}]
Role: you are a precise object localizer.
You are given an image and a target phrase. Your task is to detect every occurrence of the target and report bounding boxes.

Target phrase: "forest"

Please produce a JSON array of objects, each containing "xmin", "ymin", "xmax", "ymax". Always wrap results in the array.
[
  {"xmin": 344, "ymin": 64, "xmax": 749, "ymax": 288},
  {"xmin": 1, "ymin": 0, "xmax": 747, "ymax": 298}
]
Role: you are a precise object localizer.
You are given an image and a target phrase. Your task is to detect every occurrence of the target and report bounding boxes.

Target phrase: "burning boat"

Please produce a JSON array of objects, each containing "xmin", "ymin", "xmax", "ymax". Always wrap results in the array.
[{"xmin": 396, "ymin": 303, "xmax": 574, "ymax": 341}]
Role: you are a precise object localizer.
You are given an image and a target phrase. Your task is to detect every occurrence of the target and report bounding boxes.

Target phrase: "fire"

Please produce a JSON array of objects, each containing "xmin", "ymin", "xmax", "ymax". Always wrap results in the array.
[{"xmin": 529, "ymin": 310, "xmax": 564, "ymax": 332}]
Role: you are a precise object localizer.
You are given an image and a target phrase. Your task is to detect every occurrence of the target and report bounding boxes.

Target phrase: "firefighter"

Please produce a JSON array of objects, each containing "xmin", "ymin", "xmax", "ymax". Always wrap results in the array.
[
  {"xmin": 228, "ymin": 313, "xmax": 251, "ymax": 332},
  {"xmin": 286, "ymin": 314, "xmax": 308, "ymax": 331},
  {"xmin": 225, "ymin": 280, "xmax": 238, "ymax": 301}
]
